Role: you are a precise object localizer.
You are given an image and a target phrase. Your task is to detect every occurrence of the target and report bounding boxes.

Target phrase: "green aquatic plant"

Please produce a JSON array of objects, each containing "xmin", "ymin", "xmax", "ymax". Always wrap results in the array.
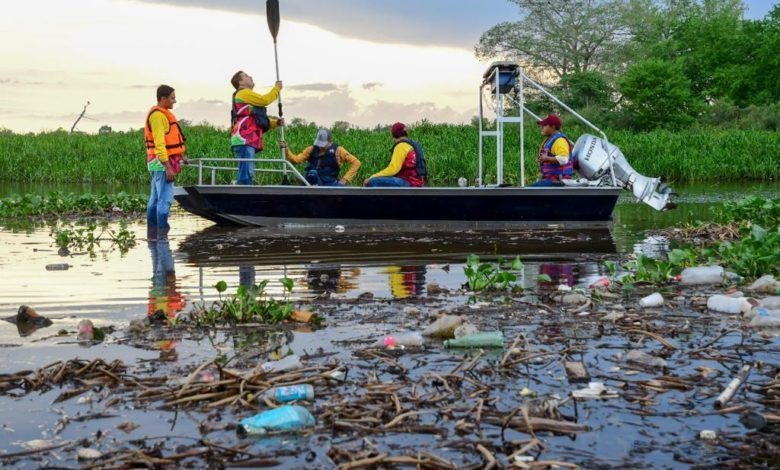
[
  {"xmin": 192, "ymin": 278, "xmax": 295, "ymax": 325},
  {"xmin": 464, "ymin": 255, "xmax": 522, "ymax": 292},
  {"xmin": 715, "ymin": 195, "xmax": 780, "ymax": 227},
  {"xmin": 704, "ymin": 225, "xmax": 780, "ymax": 279},
  {"xmin": 0, "ymin": 124, "xmax": 778, "ymax": 186},
  {"xmin": 618, "ymin": 248, "xmax": 696, "ymax": 286},
  {"xmin": 0, "ymin": 191, "xmax": 146, "ymax": 218},
  {"xmin": 50, "ymin": 219, "xmax": 136, "ymax": 255}
]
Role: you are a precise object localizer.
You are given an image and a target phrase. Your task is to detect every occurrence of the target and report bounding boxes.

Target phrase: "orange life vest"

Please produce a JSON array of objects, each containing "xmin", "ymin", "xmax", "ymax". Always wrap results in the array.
[{"xmin": 144, "ymin": 106, "xmax": 186, "ymax": 170}]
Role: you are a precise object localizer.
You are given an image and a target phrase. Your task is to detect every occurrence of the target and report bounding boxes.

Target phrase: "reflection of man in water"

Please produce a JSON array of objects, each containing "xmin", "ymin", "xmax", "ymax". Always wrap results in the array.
[
  {"xmin": 386, "ymin": 265, "xmax": 426, "ymax": 299},
  {"xmin": 538, "ymin": 263, "xmax": 578, "ymax": 288},
  {"xmin": 147, "ymin": 238, "xmax": 185, "ymax": 320},
  {"xmin": 305, "ymin": 266, "xmax": 361, "ymax": 295}
]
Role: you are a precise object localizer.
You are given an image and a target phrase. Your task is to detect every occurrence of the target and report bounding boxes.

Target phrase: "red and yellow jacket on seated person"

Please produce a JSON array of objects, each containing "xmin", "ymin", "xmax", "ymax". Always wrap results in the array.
[
  {"xmin": 144, "ymin": 106, "xmax": 186, "ymax": 173},
  {"xmin": 230, "ymin": 86, "xmax": 280, "ymax": 151}
]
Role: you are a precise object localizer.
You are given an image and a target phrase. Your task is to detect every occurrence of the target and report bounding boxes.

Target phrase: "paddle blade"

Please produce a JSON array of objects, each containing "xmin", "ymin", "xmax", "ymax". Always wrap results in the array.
[{"xmin": 266, "ymin": 0, "xmax": 280, "ymax": 40}]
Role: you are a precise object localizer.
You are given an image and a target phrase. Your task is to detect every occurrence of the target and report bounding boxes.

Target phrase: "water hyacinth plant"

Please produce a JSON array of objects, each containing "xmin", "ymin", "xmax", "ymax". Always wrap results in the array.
[
  {"xmin": 0, "ymin": 123, "xmax": 778, "ymax": 186},
  {"xmin": 0, "ymin": 192, "xmax": 147, "ymax": 218},
  {"xmin": 191, "ymin": 279, "xmax": 295, "ymax": 325}
]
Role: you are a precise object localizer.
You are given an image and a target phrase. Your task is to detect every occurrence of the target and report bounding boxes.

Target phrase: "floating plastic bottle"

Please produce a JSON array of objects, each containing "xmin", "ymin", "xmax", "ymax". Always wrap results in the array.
[
  {"xmin": 760, "ymin": 296, "xmax": 780, "ymax": 310},
  {"xmin": 375, "ymin": 332, "xmax": 424, "ymax": 348},
  {"xmin": 589, "ymin": 276, "xmax": 610, "ymax": 289},
  {"xmin": 707, "ymin": 295, "xmax": 758, "ymax": 314},
  {"xmin": 422, "ymin": 314, "xmax": 463, "ymax": 339},
  {"xmin": 263, "ymin": 384, "xmax": 314, "ymax": 402},
  {"xmin": 454, "ymin": 323, "xmax": 479, "ymax": 339},
  {"xmin": 747, "ymin": 275, "xmax": 779, "ymax": 294},
  {"xmin": 639, "ymin": 293, "xmax": 664, "ymax": 308},
  {"xmin": 748, "ymin": 308, "xmax": 780, "ymax": 328},
  {"xmin": 260, "ymin": 355, "xmax": 302, "ymax": 373},
  {"xmin": 237, "ymin": 405, "xmax": 315, "ymax": 435},
  {"xmin": 679, "ymin": 266, "xmax": 724, "ymax": 285},
  {"xmin": 444, "ymin": 331, "xmax": 504, "ymax": 348},
  {"xmin": 626, "ymin": 350, "xmax": 667, "ymax": 368}
]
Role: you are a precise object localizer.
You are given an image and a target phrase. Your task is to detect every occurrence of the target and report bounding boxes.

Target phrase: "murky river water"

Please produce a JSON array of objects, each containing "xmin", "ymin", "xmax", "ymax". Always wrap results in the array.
[{"xmin": 0, "ymin": 182, "xmax": 778, "ymax": 467}]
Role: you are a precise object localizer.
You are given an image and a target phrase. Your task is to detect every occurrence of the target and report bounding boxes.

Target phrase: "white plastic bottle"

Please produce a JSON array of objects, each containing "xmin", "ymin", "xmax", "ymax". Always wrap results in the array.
[
  {"xmin": 707, "ymin": 295, "xmax": 758, "ymax": 314},
  {"xmin": 260, "ymin": 355, "xmax": 302, "ymax": 373},
  {"xmin": 760, "ymin": 296, "xmax": 780, "ymax": 310},
  {"xmin": 626, "ymin": 350, "xmax": 667, "ymax": 368},
  {"xmin": 679, "ymin": 266, "xmax": 724, "ymax": 285},
  {"xmin": 639, "ymin": 293, "xmax": 664, "ymax": 308}
]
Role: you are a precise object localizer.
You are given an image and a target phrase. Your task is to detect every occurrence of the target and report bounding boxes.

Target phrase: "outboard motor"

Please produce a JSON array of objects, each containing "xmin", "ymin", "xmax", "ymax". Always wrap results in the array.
[{"xmin": 572, "ymin": 134, "xmax": 675, "ymax": 211}]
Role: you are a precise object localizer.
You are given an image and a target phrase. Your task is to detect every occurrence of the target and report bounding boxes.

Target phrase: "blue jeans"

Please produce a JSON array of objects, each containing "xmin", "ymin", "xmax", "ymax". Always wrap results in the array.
[
  {"xmin": 147, "ymin": 171, "xmax": 174, "ymax": 229},
  {"xmin": 530, "ymin": 179, "xmax": 564, "ymax": 187},
  {"xmin": 305, "ymin": 170, "xmax": 344, "ymax": 186},
  {"xmin": 366, "ymin": 177, "xmax": 410, "ymax": 187},
  {"xmin": 233, "ymin": 145, "xmax": 256, "ymax": 185}
]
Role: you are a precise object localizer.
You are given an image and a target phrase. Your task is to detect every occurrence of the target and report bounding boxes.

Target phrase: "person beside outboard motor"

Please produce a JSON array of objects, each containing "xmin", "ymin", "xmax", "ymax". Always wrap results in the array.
[
  {"xmin": 532, "ymin": 114, "xmax": 574, "ymax": 187},
  {"xmin": 280, "ymin": 128, "xmax": 361, "ymax": 186},
  {"xmin": 229, "ymin": 70, "xmax": 284, "ymax": 185},
  {"xmin": 364, "ymin": 122, "xmax": 427, "ymax": 188}
]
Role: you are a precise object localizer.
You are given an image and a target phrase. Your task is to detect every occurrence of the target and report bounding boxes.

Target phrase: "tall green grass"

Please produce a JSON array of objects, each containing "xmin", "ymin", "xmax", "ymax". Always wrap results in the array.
[{"xmin": 0, "ymin": 123, "xmax": 777, "ymax": 185}]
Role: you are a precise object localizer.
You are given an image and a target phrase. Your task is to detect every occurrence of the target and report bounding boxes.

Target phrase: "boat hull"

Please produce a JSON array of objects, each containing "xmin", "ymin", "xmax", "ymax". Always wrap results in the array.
[{"xmin": 174, "ymin": 185, "xmax": 620, "ymax": 226}]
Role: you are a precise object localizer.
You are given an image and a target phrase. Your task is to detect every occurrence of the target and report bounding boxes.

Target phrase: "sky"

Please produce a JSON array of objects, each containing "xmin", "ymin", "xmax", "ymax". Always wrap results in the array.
[{"xmin": 0, "ymin": 0, "xmax": 776, "ymax": 133}]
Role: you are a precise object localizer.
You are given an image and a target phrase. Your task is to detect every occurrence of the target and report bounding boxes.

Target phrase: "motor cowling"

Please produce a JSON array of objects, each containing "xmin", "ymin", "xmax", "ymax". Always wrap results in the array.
[{"xmin": 572, "ymin": 134, "xmax": 675, "ymax": 211}]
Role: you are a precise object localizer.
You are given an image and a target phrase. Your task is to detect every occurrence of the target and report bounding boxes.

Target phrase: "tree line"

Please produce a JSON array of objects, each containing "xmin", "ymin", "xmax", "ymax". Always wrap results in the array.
[{"xmin": 476, "ymin": 0, "xmax": 780, "ymax": 131}]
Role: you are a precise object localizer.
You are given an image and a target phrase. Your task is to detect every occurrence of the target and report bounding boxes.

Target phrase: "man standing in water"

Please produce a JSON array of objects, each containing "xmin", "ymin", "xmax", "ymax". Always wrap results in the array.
[
  {"xmin": 532, "ymin": 114, "xmax": 574, "ymax": 187},
  {"xmin": 230, "ymin": 71, "xmax": 283, "ymax": 185},
  {"xmin": 144, "ymin": 85, "xmax": 187, "ymax": 237}
]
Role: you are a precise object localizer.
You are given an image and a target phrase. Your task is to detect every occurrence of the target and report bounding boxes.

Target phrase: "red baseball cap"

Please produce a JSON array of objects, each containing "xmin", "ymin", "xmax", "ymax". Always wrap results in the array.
[
  {"xmin": 537, "ymin": 114, "xmax": 562, "ymax": 129},
  {"xmin": 391, "ymin": 122, "xmax": 407, "ymax": 138}
]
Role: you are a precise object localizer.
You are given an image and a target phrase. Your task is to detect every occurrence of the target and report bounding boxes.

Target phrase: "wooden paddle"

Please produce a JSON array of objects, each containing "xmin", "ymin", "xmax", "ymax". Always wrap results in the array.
[{"xmin": 266, "ymin": 0, "xmax": 289, "ymax": 184}]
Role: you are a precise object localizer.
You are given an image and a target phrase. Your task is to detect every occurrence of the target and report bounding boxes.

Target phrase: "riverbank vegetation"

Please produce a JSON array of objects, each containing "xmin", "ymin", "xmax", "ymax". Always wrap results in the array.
[
  {"xmin": 1, "ymin": 123, "xmax": 778, "ymax": 186},
  {"xmin": 0, "ymin": 192, "xmax": 146, "ymax": 218}
]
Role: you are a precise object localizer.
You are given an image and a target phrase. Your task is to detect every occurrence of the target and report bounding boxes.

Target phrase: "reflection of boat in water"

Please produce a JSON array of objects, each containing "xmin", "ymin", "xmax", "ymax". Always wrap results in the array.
[
  {"xmin": 176, "ymin": 223, "xmax": 617, "ymax": 267},
  {"xmin": 175, "ymin": 63, "xmax": 673, "ymax": 227}
]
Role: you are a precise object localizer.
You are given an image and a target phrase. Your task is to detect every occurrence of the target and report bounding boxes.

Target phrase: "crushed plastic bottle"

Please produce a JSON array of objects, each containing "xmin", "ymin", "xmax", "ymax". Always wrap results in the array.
[
  {"xmin": 237, "ymin": 405, "xmax": 315, "ymax": 435},
  {"xmin": 263, "ymin": 384, "xmax": 314, "ymax": 402},
  {"xmin": 588, "ymin": 276, "xmax": 610, "ymax": 289},
  {"xmin": 747, "ymin": 274, "xmax": 779, "ymax": 294},
  {"xmin": 375, "ymin": 332, "xmax": 424, "ymax": 348},
  {"xmin": 454, "ymin": 323, "xmax": 479, "ymax": 339},
  {"xmin": 707, "ymin": 295, "xmax": 758, "ymax": 315},
  {"xmin": 626, "ymin": 350, "xmax": 667, "ymax": 368},
  {"xmin": 422, "ymin": 314, "xmax": 463, "ymax": 339},
  {"xmin": 748, "ymin": 308, "xmax": 780, "ymax": 328},
  {"xmin": 679, "ymin": 266, "xmax": 724, "ymax": 285},
  {"xmin": 260, "ymin": 355, "xmax": 302, "ymax": 374},
  {"xmin": 444, "ymin": 331, "xmax": 504, "ymax": 348},
  {"xmin": 639, "ymin": 293, "xmax": 664, "ymax": 308},
  {"xmin": 760, "ymin": 296, "xmax": 780, "ymax": 310}
]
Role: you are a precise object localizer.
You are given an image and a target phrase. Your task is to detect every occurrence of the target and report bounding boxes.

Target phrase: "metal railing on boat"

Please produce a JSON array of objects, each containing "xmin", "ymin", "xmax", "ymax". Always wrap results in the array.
[
  {"xmin": 185, "ymin": 157, "xmax": 311, "ymax": 186},
  {"xmin": 478, "ymin": 62, "xmax": 618, "ymax": 188}
]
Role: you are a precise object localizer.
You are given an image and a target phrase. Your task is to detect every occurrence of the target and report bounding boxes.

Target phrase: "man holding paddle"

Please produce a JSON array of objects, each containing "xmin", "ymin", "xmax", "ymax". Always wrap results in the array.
[{"xmin": 229, "ymin": 71, "xmax": 283, "ymax": 185}]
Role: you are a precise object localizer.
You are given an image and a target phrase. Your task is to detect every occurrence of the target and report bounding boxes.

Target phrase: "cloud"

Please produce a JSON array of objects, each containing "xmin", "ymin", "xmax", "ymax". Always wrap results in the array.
[
  {"xmin": 135, "ymin": 0, "xmax": 517, "ymax": 48},
  {"xmin": 362, "ymin": 82, "xmax": 383, "ymax": 90},
  {"xmin": 288, "ymin": 83, "xmax": 343, "ymax": 92}
]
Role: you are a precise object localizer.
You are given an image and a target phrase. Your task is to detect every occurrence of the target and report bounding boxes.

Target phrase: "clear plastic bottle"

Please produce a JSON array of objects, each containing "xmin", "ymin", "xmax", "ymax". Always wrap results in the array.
[
  {"xmin": 375, "ymin": 332, "xmax": 424, "ymax": 348},
  {"xmin": 422, "ymin": 314, "xmax": 463, "ymax": 339},
  {"xmin": 760, "ymin": 296, "xmax": 780, "ymax": 310},
  {"xmin": 626, "ymin": 350, "xmax": 667, "ymax": 368},
  {"xmin": 444, "ymin": 331, "xmax": 504, "ymax": 348},
  {"xmin": 263, "ymin": 384, "xmax": 314, "ymax": 402},
  {"xmin": 748, "ymin": 308, "xmax": 780, "ymax": 328},
  {"xmin": 707, "ymin": 295, "xmax": 758, "ymax": 314},
  {"xmin": 679, "ymin": 266, "xmax": 724, "ymax": 285},
  {"xmin": 454, "ymin": 323, "xmax": 479, "ymax": 339},
  {"xmin": 237, "ymin": 405, "xmax": 315, "ymax": 435},
  {"xmin": 260, "ymin": 355, "xmax": 302, "ymax": 373}
]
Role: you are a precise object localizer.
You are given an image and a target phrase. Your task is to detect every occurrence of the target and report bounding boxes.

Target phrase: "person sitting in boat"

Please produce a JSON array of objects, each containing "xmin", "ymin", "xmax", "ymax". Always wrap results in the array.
[
  {"xmin": 280, "ymin": 128, "xmax": 361, "ymax": 186},
  {"xmin": 532, "ymin": 114, "xmax": 574, "ymax": 187},
  {"xmin": 363, "ymin": 122, "xmax": 426, "ymax": 187}
]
